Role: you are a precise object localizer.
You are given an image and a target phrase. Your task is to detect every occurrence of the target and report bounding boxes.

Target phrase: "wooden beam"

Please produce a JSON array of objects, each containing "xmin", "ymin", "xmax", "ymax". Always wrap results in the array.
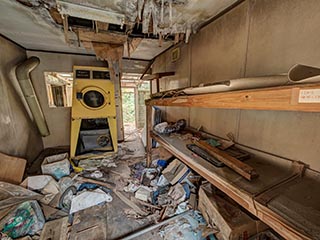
[
  {"xmin": 78, "ymin": 29, "xmax": 127, "ymax": 45},
  {"xmin": 62, "ymin": 14, "xmax": 69, "ymax": 44},
  {"xmin": 194, "ymin": 140, "xmax": 258, "ymax": 181},
  {"xmin": 92, "ymin": 42, "xmax": 123, "ymax": 61},
  {"xmin": 146, "ymin": 84, "xmax": 320, "ymax": 112},
  {"xmin": 142, "ymin": 72, "xmax": 175, "ymax": 81},
  {"xmin": 140, "ymin": 58, "xmax": 155, "ymax": 80},
  {"xmin": 96, "ymin": 21, "xmax": 109, "ymax": 32},
  {"xmin": 146, "ymin": 105, "xmax": 153, "ymax": 167}
]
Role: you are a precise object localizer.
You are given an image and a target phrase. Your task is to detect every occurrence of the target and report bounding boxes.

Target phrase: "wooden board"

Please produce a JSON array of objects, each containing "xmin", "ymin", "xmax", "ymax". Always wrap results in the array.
[
  {"xmin": 194, "ymin": 140, "xmax": 258, "ymax": 181},
  {"xmin": 0, "ymin": 152, "xmax": 26, "ymax": 184},
  {"xmin": 146, "ymin": 83, "xmax": 320, "ymax": 112},
  {"xmin": 199, "ymin": 184, "xmax": 267, "ymax": 239},
  {"xmin": 70, "ymin": 206, "xmax": 107, "ymax": 240},
  {"xmin": 40, "ymin": 217, "xmax": 69, "ymax": 240},
  {"xmin": 78, "ymin": 30, "xmax": 127, "ymax": 45}
]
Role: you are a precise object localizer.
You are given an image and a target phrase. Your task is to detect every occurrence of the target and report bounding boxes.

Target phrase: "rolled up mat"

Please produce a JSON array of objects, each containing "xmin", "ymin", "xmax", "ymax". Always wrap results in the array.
[
  {"xmin": 182, "ymin": 75, "xmax": 288, "ymax": 95},
  {"xmin": 288, "ymin": 64, "xmax": 320, "ymax": 84}
]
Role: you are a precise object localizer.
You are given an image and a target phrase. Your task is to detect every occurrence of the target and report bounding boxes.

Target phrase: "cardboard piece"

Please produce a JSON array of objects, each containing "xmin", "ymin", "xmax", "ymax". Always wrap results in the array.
[
  {"xmin": 198, "ymin": 184, "xmax": 268, "ymax": 240},
  {"xmin": 0, "ymin": 152, "xmax": 26, "ymax": 184},
  {"xmin": 40, "ymin": 217, "xmax": 69, "ymax": 240},
  {"xmin": 134, "ymin": 187, "xmax": 152, "ymax": 202},
  {"xmin": 162, "ymin": 159, "xmax": 189, "ymax": 185}
]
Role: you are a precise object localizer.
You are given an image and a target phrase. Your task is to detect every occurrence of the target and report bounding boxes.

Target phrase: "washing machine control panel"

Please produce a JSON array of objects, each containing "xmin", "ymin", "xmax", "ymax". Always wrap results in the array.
[{"xmin": 75, "ymin": 69, "xmax": 110, "ymax": 80}]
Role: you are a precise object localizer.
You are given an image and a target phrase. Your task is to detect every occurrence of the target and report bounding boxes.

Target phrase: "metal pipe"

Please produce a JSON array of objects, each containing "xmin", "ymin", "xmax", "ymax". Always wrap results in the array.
[
  {"xmin": 121, "ymin": 210, "xmax": 192, "ymax": 240},
  {"xmin": 16, "ymin": 57, "xmax": 50, "ymax": 137}
]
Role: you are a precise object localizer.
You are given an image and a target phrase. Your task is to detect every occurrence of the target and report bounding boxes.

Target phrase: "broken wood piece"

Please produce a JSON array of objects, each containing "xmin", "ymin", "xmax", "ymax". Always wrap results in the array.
[
  {"xmin": 162, "ymin": 159, "xmax": 189, "ymax": 185},
  {"xmin": 174, "ymin": 33, "xmax": 180, "ymax": 44},
  {"xmin": 199, "ymin": 184, "xmax": 268, "ymax": 239},
  {"xmin": 122, "ymin": 210, "xmax": 192, "ymax": 240},
  {"xmin": 78, "ymin": 29, "xmax": 127, "ymax": 45},
  {"xmin": 218, "ymin": 139, "xmax": 235, "ymax": 150},
  {"xmin": 140, "ymin": 58, "xmax": 154, "ymax": 80},
  {"xmin": 62, "ymin": 14, "xmax": 69, "ymax": 44},
  {"xmin": 0, "ymin": 152, "xmax": 26, "ymax": 184},
  {"xmin": 194, "ymin": 140, "xmax": 258, "ymax": 181},
  {"xmin": 113, "ymin": 190, "xmax": 148, "ymax": 216},
  {"xmin": 130, "ymin": 197, "xmax": 162, "ymax": 210},
  {"xmin": 92, "ymin": 42, "xmax": 124, "ymax": 62},
  {"xmin": 96, "ymin": 21, "xmax": 109, "ymax": 32},
  {"xmin": 127, "ymin": 37, "xmax": 142, "ymax": 57},
  {"xmin": 70, "ymin": 222, "xmax": 106, "ymax": 240},
  {"xmin": 40, "ymin": 217, "xmax": 69, "ymax": 240}
]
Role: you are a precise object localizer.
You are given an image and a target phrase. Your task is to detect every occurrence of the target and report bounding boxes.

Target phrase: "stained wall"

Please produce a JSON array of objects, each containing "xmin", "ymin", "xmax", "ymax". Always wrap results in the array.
[{"xmin": 153, "ymin": 0, "xmax": 320, "ymax": 171}]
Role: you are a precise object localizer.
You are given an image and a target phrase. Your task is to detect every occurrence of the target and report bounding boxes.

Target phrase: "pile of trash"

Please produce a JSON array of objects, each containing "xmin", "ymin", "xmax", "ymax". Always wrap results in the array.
[
  {"xmin": 125, "ymin": 156, "xmax": 200, "ymax": 221},
  {"xmin": 0, "ymin": 149, "xmax": 123, "ymax": 239},
  {"xmin": 0, "ymin": 136, "xmax": 278, "ymax": 240},
  {"xmin": 0, "ymin": 140, "xmax": 211, "ymax": 240}
]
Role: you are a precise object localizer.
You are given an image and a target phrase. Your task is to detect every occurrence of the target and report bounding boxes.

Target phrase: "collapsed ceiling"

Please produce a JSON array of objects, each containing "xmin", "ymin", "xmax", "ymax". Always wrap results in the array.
[{"xmin": 0, "ymin": 0, "xmax": 238, "ymax": 60}]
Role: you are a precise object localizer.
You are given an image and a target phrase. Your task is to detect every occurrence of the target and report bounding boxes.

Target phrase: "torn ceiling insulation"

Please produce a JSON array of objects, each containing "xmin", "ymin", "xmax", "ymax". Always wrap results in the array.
[{"xmin": 0, "ymin": 0, "xmax": 238, "ymax": 59}]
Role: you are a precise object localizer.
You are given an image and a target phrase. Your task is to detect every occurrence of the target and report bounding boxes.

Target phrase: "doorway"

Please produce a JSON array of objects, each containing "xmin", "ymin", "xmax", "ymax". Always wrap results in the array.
[{"xmin": 121, "ymin": 73, "xmax": 150, "ymax": 140}]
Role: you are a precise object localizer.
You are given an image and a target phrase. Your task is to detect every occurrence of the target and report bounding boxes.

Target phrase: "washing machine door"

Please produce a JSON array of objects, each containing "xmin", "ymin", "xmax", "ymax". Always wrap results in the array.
[{"xmin": 80, "ymin": 87, "xmax": 110, "ymax": 110}]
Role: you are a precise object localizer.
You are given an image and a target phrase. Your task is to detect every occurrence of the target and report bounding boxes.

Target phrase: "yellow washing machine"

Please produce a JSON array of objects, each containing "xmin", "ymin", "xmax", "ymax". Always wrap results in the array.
[{"xmin": 70, "ymin": 66, "xmax": 117, "ymax": 159}]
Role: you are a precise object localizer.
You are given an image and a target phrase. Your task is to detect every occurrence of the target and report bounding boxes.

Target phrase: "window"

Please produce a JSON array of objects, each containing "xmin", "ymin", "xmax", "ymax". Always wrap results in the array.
[{"xmin": 44, "ymin": 72, "xmax": 73, "ymax": 108}]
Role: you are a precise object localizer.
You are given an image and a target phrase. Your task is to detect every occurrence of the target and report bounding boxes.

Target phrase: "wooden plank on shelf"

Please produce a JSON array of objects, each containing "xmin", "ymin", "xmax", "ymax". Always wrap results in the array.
[
  {"xmin": 194, "ymin": 140, "xmax": 258, "ymax": 181},
  {"xmin": 254, "ymin": 161, "xmax": 305, "ymax": 205},
  {"xmin": 146, "ymin": 83, "xmax": 320, "ymax": 112},
  {"xmin": 150, "ymin": 131, "xmax": 256, "ymax": 214},
  {"xmin": 255, "ymin": 202, "xmax": 311, "ymax": 240}
]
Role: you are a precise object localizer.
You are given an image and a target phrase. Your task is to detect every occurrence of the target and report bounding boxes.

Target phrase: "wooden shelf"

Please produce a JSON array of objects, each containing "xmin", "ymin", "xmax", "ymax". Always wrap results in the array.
[
  {"xmin": 150, "ymin": 131, "xmax": 317, "ymax": 239},
  {"xmin": 145, "ymin": 84, "xmax": 320, "ymax": 239},
  {"xmin": 146, "ymin": 83, "xmax": 320, "ymax": 112}
]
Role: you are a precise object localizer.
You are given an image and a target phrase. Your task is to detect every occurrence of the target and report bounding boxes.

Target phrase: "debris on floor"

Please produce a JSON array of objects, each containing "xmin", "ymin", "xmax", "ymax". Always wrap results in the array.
[
  {"xmin": 41, "ymin": 153, "xmax": 70, "ymax": 180},
  {"xmin": 0, "ymin": 200, "xmax": 45, "ymax": 239},
  {"xmin": 0, "ymin": 134, "xmax": 275, "ymax": 239}
]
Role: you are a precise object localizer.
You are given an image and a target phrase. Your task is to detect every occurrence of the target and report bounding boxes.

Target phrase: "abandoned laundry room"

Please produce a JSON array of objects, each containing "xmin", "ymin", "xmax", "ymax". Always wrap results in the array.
[{"xmin": 1, "ymin": 0, "xmax": 320, "ymax": 239}]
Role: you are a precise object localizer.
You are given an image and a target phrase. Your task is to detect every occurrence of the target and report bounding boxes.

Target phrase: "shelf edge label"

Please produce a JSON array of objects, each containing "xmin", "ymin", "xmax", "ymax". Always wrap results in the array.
[{"xmin": 298, "ymin": 89, "xmax": 320, "ymax": 103}]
